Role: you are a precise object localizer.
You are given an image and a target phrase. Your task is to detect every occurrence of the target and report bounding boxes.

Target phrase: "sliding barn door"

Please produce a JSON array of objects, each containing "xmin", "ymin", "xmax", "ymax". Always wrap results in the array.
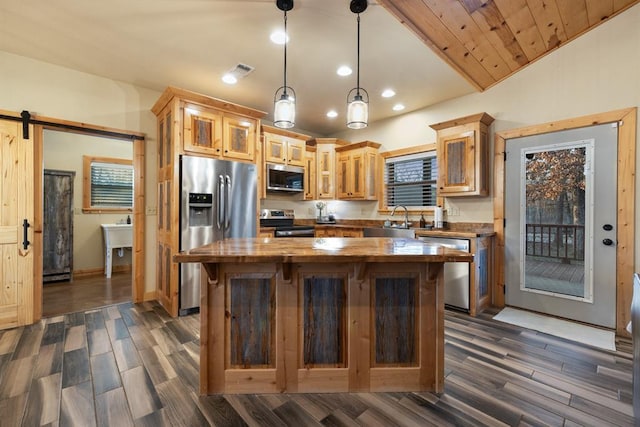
[{"xmin": 0, "ymin": 117, "xmax": 35, "ymax": 330}]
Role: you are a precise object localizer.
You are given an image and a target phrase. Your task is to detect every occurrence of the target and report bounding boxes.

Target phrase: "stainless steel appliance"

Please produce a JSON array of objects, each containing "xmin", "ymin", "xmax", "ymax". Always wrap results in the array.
[
  {"xmin": 418, "ymin": 236, "xmax": 471, "ymax": 311},
  {"xmin": 180, "ymin": 155, "xmax": 257, "ymax": 315},
  {"xmin": 260, "ymin": 209, "xmax": 315, "ymax": 237},
  {"xmin": 265, "ymin": 163, "xmax": 304, "ymax": 193}
]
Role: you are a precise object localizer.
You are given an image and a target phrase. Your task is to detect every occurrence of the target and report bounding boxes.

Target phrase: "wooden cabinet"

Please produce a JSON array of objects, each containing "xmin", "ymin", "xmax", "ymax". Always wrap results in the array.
[
  {"xmin": 336, "ymin": 141, "xmax": 380, "ymax": 200},
  {"xmin": 315, "ymin": 226, "xmax": 363, "ymax": 238},
  {"xmin": 184, "ymin": 104, "xmax": 258, "ymax": 162},
  {"xmin": 43, "ymin": 169, "xmax": 75, "ymax": 282},
  {"xmin": 430, "ymin": 112, "xmax": 494, "ymax": 197},
  {"xmin": 472, "ymin": 235, "xmax": 494, "ymax": 316},
  {"xmin": 304, "ymin": 146, "xmax": 316, "ymax": 200},
  {"xmin": 310, "ymin": 138, "xmax": 349, "ymax": 200},
  {"xmin": 152, "ymin": 87, "xmax": 266, "ymax": 316},
  {"xmin": 262, "ymin": 125, "xmax": 308, "ymax": 167},
  {"xmin": 258, "ymin": 228, "xmax": 275, "ymax": 238}
]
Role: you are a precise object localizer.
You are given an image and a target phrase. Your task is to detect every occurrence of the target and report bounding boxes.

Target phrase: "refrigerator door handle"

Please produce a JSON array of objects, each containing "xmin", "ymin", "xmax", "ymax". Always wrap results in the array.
[
  {"xmin": 225, "ymin": 175, "xmax": 231, "ymax": 230},
  {"xmin": 217, "ymin": 174, "xmax": 224, "ymax": 229}
]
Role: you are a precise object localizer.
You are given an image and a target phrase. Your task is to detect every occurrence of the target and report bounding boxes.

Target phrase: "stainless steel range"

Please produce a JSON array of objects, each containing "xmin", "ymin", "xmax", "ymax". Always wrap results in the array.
[{"xmin": 259, "ymin": 209, "xmax": 315, "ymax": 237}]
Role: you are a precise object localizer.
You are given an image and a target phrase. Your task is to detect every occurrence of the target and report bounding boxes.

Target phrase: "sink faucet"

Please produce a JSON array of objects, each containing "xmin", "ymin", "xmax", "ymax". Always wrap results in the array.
[{"xmin": 390, "ymin": 205, "xmax": 409, "ymax": 229}]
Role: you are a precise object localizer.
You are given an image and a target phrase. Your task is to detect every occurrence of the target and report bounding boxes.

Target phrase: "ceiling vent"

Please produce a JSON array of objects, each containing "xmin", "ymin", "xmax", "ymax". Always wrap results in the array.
[{"xmin": 229, "ymin": 63, "xmax": 255, "ymax": 78}]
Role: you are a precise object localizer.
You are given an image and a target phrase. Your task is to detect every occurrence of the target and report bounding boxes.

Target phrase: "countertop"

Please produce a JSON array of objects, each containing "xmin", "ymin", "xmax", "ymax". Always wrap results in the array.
[{"xmin": 174, "ymin": 237, "xmax": 474, "ymax": 264}]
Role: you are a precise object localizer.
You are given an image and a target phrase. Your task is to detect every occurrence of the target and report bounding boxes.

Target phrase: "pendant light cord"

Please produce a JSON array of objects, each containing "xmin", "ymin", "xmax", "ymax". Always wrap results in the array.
[
  {"xmin": 356, "ymin": 13, "xmax": 361, "ymax": 96},
  {"xmin": 283, "ymin": 10, "xmax": 288, "ymax": 95}
]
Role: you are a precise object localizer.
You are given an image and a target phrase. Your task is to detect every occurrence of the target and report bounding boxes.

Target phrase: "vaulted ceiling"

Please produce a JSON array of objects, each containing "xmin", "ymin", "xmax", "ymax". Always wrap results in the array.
[{"xmin": 378, "ymin": 0, "xmax": 640, "ymax": 91}]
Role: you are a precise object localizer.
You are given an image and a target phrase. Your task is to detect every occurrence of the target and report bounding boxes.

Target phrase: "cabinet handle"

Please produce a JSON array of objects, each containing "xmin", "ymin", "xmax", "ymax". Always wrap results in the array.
[{"xmin": 22, "ymin": 219, "xmax": 30, "ymax": 249}]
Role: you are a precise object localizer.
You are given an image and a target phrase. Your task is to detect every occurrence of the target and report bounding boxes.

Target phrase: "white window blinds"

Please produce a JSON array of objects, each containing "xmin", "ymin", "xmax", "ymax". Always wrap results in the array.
[
  {"xmin": 90, "ymin": 162, "xmax": 133, "ymax": 207},
  {"xmin": 385, "ymin": 151, "xmax": 438, "ymax": 207}
]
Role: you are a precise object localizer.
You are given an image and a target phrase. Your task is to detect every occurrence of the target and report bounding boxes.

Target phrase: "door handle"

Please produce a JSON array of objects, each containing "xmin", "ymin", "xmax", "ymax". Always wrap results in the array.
[
  {"xmin": 224, "ymin": 175, "xmax": 231, "ymax": 230},
  {"xmin": 217, "ymin": 175, "xmax": 224, "ymax": 229},
  {"xmin": 602, "ymin": 238, "xmax": 614, "ymax": 246},
  {"xmin": 22, "ymin": 219, "xmax": 30, "ymax": 249}
]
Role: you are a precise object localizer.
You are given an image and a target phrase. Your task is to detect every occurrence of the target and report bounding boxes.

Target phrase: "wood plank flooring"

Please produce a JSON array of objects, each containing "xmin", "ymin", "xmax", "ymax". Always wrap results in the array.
[
  {"xmin": 0, "ymin": 302, "xmax": 634, "ymax": 426},
  {"xmin": 42, "ymin": 271, "xmax": 132, "ymax": 318}
]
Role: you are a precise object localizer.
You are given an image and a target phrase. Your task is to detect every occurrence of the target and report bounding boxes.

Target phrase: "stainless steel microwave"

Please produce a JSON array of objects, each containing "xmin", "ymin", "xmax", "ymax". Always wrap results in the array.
[{"xmin": 266, "ymin": 163, "xmax": 304, "ymax": 193}]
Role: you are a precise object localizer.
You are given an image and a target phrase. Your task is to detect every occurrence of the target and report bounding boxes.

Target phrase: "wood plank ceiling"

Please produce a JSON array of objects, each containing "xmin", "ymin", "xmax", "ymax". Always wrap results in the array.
[{"xmin": 377, "ymin": 0, "xmax": 640, "ymax": 91}]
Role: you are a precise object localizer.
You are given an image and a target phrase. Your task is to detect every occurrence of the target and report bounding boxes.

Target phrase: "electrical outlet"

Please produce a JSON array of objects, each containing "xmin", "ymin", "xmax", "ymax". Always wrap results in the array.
[
  {"xmin": 74, "ymin": 208, "xmax": 82, "ymax": 215},
  {"xmin": 307, "ymin": 207, "xmax": 314, "ymax": 215},
  {"xmin": 146, "ymin": 206, "xmax": 157, "ymax": 215}
]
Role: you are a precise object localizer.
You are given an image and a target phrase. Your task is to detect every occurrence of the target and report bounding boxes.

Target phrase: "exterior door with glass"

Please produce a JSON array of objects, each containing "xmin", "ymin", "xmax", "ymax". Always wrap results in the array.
[{"xmin": 504, "ymin": 124, "xmax": 617, "ymax": 328}]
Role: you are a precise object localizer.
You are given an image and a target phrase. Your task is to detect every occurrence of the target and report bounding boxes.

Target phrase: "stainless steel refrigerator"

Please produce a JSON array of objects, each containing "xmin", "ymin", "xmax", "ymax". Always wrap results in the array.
[{"xmin": 179, "ymin": 154, "xmax": 257, "ymax": 315}]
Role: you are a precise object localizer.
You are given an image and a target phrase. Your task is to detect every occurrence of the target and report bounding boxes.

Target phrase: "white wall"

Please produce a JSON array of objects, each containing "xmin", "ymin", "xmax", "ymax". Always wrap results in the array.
[
  {"xmin": 44, "ymin": 130, "xmax": 134, "ymax": 272},
  {"xmin": 0, "ymin": 51, "xmax": 160, "ymax": 294}
]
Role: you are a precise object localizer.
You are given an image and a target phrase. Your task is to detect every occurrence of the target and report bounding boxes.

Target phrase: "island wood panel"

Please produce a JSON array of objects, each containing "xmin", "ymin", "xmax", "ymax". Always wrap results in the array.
[
  {"xmin": 197, "ymin": 259, "xmax": 446, "ymax": 394},
  {"xmin": 373, "ymin": 276, "xmax": 417, "ymax": 366},
  {"xmin": 227, "ymin": 277, "xmax": 274, "ymax": 368},
  {"xmin": 302, "ymin": 276, "xmax": 346, "ymax": 367},
  {"xmin": 296, "ymin": 266, "xmax": 350, "ymax": 393}
]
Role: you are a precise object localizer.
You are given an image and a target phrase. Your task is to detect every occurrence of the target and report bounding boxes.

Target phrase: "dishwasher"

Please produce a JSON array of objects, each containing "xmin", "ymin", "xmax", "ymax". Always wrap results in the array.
[{"xmin": 418, "ymin": 236, "xmax": 471, "ymax": 311}]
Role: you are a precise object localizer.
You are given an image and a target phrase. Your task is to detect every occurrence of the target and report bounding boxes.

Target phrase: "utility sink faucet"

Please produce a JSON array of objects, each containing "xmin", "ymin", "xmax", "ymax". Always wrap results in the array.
[{"xmin": 390, "ymin": 205, "xmax": 409, "ymax": 229}]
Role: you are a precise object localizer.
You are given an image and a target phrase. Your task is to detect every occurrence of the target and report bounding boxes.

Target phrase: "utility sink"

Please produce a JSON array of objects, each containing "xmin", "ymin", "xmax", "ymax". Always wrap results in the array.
[{"xmin": 362, "ymin": 227, "xmax": 416, "ymax": 239}]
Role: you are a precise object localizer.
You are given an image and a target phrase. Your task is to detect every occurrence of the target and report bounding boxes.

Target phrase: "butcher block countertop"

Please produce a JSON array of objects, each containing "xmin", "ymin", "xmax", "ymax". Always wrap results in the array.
[{"xmin": 173, "ymin": 237, "xmax": 474, "ymax": 264}]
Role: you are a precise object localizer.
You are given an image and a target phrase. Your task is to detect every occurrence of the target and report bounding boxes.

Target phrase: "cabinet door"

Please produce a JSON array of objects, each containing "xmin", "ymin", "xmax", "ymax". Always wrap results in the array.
[
  {"xmin": 304, "ymin": 150, "xmax": 317, "ymax": 200},
  {"xmin": 183, "ymin": 107, "xmax": 223, "ymax": 156},
  {"xmin": 336, "ymin": 153, "xmax": 351, "ymax": 199},
  {"xmin": 223, "ymin": 114, "xmax": 256, "ymax": 162},
  {"xmin": 264, "ymin": 133, "xmax": 286, "ymax": 164},
  {"xmin": 438, "ymin": 130, "xmax": 475, "ymax": 194},
  {"xmin": 317, "ymin": 147, "xmax": 335, "ymax": 199},
  {"xmin": 286, "ymin": 139, "xmax": 305, "ymax": 167},
  {"xmin": 350, "ymin": 151, "xmax": 365, "ymax": 198}
]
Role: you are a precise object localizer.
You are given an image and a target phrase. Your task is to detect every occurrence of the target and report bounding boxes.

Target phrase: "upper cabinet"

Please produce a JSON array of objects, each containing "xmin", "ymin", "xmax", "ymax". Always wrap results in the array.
[
  {"xmin": 335, "ymin": 141, "xmax": 380, "ymax": 200},
  {"xmin": 262, "ymin": 125, "xmax": 308, "ymax": 167},
  {"xmin": 304, "ymin": 145, "xmax": 317, "ymax": 201},
  {"xmin": 430, "ymin": 112, "xmax": 494, "ymax": 197},
  {"xmin": 310, "ymin": 138, "xmax": 349, "ymax": 200},
  {"xmin": 184, "ymin": 105, "xmax": 258, "ymax": 162}
]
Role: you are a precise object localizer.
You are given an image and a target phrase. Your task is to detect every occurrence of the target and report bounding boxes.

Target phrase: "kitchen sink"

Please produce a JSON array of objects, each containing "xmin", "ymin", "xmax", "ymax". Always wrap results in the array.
[{"xmin": 362, "ymin": 227, "xmax": 416, "ymax": 239}]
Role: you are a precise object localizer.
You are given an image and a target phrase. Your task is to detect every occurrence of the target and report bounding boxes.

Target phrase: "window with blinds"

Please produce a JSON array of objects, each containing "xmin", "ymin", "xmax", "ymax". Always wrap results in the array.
[
  {"xmin": 385, "ymin": 151, "xmax": 437, "ymax": 207},
  {"xmin": 83, "ymin": 156, "xmax": 133, "ymax": 212}
]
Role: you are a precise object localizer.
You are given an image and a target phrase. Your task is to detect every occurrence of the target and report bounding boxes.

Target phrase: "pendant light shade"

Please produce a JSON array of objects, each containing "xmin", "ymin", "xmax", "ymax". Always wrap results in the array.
[
  {"xmin": 347, "ymin": 0, "xmax": 368, "ymax": 130},
  {"xmin": 273, "ymin": 0, "xmax": 295, "ymax": 129}
]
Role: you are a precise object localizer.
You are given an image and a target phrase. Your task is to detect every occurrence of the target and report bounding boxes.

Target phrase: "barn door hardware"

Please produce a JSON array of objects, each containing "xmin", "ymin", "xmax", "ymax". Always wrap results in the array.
[{"xmin": 22, "ymin": 219, "xmax": 30, "ymax": 250}]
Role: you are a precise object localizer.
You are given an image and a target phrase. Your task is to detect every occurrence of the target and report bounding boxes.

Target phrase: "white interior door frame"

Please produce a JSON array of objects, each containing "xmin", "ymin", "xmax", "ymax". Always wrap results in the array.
[{"xmin": 494, "ymin": 108, "xmax": 637, "ymax": 336}]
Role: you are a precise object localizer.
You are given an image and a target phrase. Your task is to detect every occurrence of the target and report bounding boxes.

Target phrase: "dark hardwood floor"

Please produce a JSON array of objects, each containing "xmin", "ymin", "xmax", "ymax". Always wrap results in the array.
[
  {"xmin": 0, "ymin": 302, "xmax": 634, "ymax": 426},
  {"xmin": 42, "ymin": 271, "xmax": 132, "ymax": 318}
]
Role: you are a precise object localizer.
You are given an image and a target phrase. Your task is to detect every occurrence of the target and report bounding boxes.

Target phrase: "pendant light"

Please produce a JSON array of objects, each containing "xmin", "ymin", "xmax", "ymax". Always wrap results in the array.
[
  {"xmin": 273, "ymin": 0, "xmax": 295, "ymax": 129},
  {"xmin": 346, "ymin": 0, "xmax": 369, "ymax": 129}
]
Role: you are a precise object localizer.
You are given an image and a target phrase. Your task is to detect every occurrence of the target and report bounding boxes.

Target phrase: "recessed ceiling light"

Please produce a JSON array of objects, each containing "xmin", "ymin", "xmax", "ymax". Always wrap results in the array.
[
  {"xmin": 381, "ymin": 89, "xmax": 396, "ymax": 98},
  {"xmin": 392, "ymin": 103, "xmax": 405, "ymax": 111},
  {"xmin": 222, "ymin": 73, "xmax": 238, "ymax": 85},
  {"xmin": 270, "ymin": 30, "xmax": 289, "ymax": 45},
  {"xmin": 336, "ymin": 66, "xmax": 352, "ymax": 76},
  {"xmin": 326, "ymin": 110, "xmax": 338, "ymax": 118}
]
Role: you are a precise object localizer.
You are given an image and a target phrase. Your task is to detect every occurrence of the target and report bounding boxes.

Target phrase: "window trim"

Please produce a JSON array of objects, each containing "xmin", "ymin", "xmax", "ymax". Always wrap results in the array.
[
  {"xmin": 82, "ymin": 155, "xmax": 134, "ymax": 213},
  {"xmin": 378, "ymin": 143, "xmax": 442, "ymax": 214}
]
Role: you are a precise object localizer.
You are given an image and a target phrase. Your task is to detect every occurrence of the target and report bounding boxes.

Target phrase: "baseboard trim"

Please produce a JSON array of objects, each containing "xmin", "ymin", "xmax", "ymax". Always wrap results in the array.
[{"xmin": 73, "ymin": 265, "xmax": 132, "ymax": 278}]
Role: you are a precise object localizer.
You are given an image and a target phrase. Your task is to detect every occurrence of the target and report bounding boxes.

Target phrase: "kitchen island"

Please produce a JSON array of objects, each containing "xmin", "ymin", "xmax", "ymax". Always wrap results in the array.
[{"xmin": 174, "ymin": 237, "xmax": 473, "ymax": 394}]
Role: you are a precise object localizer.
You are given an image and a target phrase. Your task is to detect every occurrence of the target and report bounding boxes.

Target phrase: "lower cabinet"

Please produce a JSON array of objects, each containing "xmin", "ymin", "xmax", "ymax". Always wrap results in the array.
[{"xmin": 315, "ymin": 226, "xmax": 363, "ymax": 238}]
